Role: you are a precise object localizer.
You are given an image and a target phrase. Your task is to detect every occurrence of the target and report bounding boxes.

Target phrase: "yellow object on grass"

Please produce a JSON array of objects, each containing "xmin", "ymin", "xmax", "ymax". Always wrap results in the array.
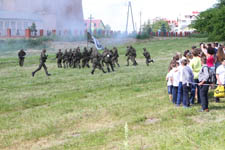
[{"xmin": 214, "ymin": 85, "xmax": 225, "ymax": 98}]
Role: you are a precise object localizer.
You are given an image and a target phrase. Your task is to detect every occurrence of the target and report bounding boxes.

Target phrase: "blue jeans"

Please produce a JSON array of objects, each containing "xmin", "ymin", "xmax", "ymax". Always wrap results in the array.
[
  {"xmin": 172, "ymin": 86, "xmax": 178, "ymax": 104},
  {"xmin": 177, "ymin": 82, "xmax": 183, "ymax": 105},
  {"xmin": 190, "ymin": 79, "xmax": 201, "ymax": 104},
  {"xmin": 183, "ymin": 84, "xmax": 191, "ymax": 107}
]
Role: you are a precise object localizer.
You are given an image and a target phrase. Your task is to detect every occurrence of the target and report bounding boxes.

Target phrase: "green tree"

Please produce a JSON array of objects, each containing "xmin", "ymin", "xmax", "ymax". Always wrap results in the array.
[
  {"xmin": 142, "ymin": 20, "xmax": 152, "ymax": 34},
  {"xmin": 136, "ymin": 20, "xmax": 152, "ymax": 39},
  {"xmin": 152, "ymin": 20, "xmax": 170, "ymax": 32},
  {"xmin": 29, "ymin": 22, "xmax": 37, "ymax": 36},
  {"xmin": 191, "ymin": 0, "xmax": 225, "ymax": 41}
]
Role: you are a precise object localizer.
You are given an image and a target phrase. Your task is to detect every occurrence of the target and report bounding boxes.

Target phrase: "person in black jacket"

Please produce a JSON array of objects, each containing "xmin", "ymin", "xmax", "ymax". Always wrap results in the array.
[
  {"xmin": 32, "ymin": 49, "xmax": 51, "ymax": 77},
  {"xmin": 18, "ymin": 49, "xmax": 26, "ymax": 67}
]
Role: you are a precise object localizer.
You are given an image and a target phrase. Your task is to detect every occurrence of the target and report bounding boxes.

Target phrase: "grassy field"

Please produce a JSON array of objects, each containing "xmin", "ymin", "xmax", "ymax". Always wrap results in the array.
[{"xmin": 0, "ymin": 38, "xmax": 225, "ymax": 150}]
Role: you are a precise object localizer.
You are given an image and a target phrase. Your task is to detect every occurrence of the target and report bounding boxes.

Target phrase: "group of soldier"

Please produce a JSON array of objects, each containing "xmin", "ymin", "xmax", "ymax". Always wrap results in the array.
[
  {"xmin": 18, "ymin": 46, "xmax": 154, "ymax": 76},
  {"xmin": 55, "ymin": 46, "xmax": 120, "ymax": 74}
]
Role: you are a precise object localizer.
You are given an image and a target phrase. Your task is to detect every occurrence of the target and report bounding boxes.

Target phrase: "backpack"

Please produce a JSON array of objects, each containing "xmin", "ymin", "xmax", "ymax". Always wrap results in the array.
[{"xmin": 203, "ymin": 66, "xmax": 216, "ymax": 84}]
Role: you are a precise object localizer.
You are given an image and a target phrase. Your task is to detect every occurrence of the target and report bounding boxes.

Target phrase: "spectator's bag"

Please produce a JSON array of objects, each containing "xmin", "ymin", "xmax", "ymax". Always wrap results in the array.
[{"xmin": 214, "ymin": 85, "xmax": 225, "ymax": 98}]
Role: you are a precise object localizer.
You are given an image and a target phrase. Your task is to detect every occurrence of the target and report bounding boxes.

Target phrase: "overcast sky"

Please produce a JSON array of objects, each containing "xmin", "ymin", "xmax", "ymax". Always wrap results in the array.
[{"xmin": 82, "ymin": 0, "xmax": 218, "ymax": 31}]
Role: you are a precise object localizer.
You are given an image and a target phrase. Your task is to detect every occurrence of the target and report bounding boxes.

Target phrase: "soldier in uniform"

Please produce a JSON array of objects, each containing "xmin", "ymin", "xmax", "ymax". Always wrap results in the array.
[
  {"xmin": 126, "ymin": 46, "xmax": 138, "ymax": 66},
  {"xmin": 102, "ymin": 48, "xmax": 114, "ymax": 72},
  {"xmin": 56, "ymin": 49, "xmax": 63, "ymax": 68},
  {"xmin": 74, "ymin": 47, "xmax": 82, "ymax": 68},
  {"xmin": 112, "ymin": 47, "xmax": 120, "ymax": 67},
  {"xmin": 82, "ymin": 47, "xmax": 90, "ymax": 68},
  {"xmin": 143, "ymin": 48, "xmax": 154, "ymax": 66},
  {"xmin": 68, "ymin": 49, "xmax": 73, "ymax": 67},
  {"xmin": 91, "ymin": 49, "xmax": 106, "ymax": 74},
  {"xmin": 18, "ymin": 49, "xmax": 26, "ymax": 67},
  {"xmin": 63, "ymin": 49, "xmax": 69, "ymax": 68},
  {"xmin": 32, "ymin": 49, "xmax": 51, "ymax": 77}
]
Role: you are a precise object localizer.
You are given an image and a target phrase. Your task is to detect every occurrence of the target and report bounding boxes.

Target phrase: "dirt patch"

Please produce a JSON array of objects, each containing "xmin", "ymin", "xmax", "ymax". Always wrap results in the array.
[{"xmin": 145, "ymin": 118, "xmax": 160, "ymax": 125}]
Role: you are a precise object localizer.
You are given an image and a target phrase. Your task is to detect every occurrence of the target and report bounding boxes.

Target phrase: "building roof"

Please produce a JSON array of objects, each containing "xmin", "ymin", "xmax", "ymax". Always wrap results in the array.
[
  {"xmin": 84, "ymin": 19, "xmax": 105, "ymax": 28},
  {"xmin": 0, "ymin": 10, "xmax": 42, "ymax": 21}
]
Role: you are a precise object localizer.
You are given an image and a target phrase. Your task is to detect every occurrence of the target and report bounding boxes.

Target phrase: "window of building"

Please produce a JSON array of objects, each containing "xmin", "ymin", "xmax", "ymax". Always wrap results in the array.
[
  {"xmin": 17, "ymin": 22, "xmax": 22, "ymax": 30},
  {"xmin": 11, "ymin": 21, "xmax": 16, "ymax": 30},
  {"xmin": 24, "ymin": 22, "xmax": 28, "ymax": 29},
  {"xmin": 5, "ymin": 21, "xmax": 9, "ymax": 29},
  {"xmin": 0, "ymin": 21, "xmax": 3, "ymax": 30}
]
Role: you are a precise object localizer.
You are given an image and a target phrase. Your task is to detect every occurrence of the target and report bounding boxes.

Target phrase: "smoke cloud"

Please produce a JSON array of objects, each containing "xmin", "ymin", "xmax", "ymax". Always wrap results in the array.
[{"xmin": 0, "ymin": 0, "xmax": 85, "ymax": 30}]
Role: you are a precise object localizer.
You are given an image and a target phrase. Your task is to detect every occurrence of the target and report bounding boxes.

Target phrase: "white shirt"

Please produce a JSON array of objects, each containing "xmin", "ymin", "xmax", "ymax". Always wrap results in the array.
[
  {"xmin": 179, "ymin": 65, "xmax": 184, "ymax": 82},
  {"xmin": 216, "ymin": 65, "xmax": 225, "ymax": 84},
  {"xmin": 172, "ymin": 68, "xmax": 180, "ymax": 87},
  {"xmin": 166, "ymin": 70, "xmax": 173, "ymax": 86}
]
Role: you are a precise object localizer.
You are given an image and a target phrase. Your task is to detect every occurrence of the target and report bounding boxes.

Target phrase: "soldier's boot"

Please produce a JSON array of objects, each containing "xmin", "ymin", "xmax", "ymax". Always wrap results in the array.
[
  {"xmin": 126, "ymin": 60, "xmax": 129, "ymax": 66},
  {"xmin": 91, "ymin": 69, "xmax": 95, "ymax": 75},
  {"xmin": 110, "ymin": 64, "xmax": 114, "ymax": 72},
  {"xmin": 102, "ymin": 69, "xmax": 106, "ymax": 73},
  {"xmin": 107, "ymin": 67, "xmax": 111, "ymax": 72}
]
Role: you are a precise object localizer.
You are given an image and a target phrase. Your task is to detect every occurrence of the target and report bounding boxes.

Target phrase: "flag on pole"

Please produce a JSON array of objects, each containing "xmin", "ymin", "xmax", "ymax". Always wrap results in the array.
[{"xmin": 87, "ymin": 32, "xmax": 104, "ymax": 50}]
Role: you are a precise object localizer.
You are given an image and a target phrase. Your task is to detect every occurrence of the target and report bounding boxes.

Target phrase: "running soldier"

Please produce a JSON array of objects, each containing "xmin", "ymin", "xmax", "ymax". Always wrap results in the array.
[
  {"xmin": 102, "ymin": 48, "xmax": 114, "ymax": 72},
  {"xmin": 91, "ymin": 49, "xmax": 106, "ymax": 74},
  {"xmin": 143, "ymin": 48, "xmax": 154, "ymax": 66},
  {"xmin": 126, "ymin": 46, "xmax": 138, "ymax": 66},
  {"xmin": 32, "ymin": 49, "xmax": 51, "ymax": 77},
  {"xmin": 112, "ymin": 47, "xmax": 120, "ymax": 67},
  {"xmin": 18, "ymin": 49, "xmax": 26, "ymax": 67}
]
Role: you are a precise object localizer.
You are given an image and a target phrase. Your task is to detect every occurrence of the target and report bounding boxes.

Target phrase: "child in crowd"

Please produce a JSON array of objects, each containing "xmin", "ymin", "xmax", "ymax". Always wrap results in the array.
[
  {"xmin": 181, "ymin": 59, "xmax": 194, "ymax": 108},
  {"xmin": 215, "ymin": 58, "xmax": 225, "ymax": 102},
  {"xmin": 190, "ymin": 49, "xmax": 202, "ymax": 104},
  {"xmin": 198, "ymin": 57, "xmax": 210, "ymax": 112},
  {"xmin": 166, "ymin": 67, "xmax": 173, "ymax": 101},
  {"xmin": 172, "ymin": 62, "xmax": 180, "ymax": 104}
]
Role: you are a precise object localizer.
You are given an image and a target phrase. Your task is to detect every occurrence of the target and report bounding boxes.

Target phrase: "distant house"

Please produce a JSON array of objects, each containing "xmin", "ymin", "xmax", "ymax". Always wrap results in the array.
[
  {"xmin": 84, "ymin": 19, "xmax": 106, "ymax": 31},
  {"xmin": 0, "ymin": 10, "xmax": 43, "ymax": 36}
]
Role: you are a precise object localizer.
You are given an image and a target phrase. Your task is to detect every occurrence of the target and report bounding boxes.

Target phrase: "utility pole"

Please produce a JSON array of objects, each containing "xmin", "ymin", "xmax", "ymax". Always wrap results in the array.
[
  {"xmin": 88, "ymin": 14, "xmax": 93, "ymax": 35},
  {"xmin": 125, "ymin": 1, "xmax": 136, "ymax": 35},
  {"xmin": 140, "ymin": 11, "xmax": 142, "ymax": 33}
]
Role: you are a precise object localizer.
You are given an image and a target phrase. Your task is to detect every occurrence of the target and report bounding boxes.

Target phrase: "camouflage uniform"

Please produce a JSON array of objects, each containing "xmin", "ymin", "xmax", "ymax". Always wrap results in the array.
[
  {"xmin": 112, "ymin": 47, "xmax": 120, "ymax": 67},
  {"xmin": 74, "ymin": 47, "xmax": 82, "ymax": 68},
  {"xmin": 18, "ymin": 49, "xmax": 26, "ymax": 67},
  {"xmin": 63, "ymin": 49, "xmax": 69, "ymax": 68},
  {"xmin": 143, "ymin": 48, "xmax": 154, "ymax": 66},
  {"xmin": 91, "ymin": 49, "xmax": 106, "ymax": 74},
  {"xmin": 126, "ymin": 46, "xmax": 138, "ymax": 66},
  {"xmin": 56, "ymin": 49, "xmax": 63, "ymax": 68},
  {"xmin": 32, "ymin": 49, "xmax": 51, "ymax": 77},
  {"xmin": 102, "ymin": 48, "xmax": 114, "ymax": 72},
  {"xmin": 82, "ymin": 47, "xmax": 90, "ymax": 68},
  {"xmin": 68, "ymin": 49, "xmax": 73, "ymax": 67}
]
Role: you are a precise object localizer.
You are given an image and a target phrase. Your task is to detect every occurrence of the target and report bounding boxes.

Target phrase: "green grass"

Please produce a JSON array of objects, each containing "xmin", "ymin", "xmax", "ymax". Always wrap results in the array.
[{"xmin": 0, "ymin": 38, "xmax": 225, "ymax": 150}]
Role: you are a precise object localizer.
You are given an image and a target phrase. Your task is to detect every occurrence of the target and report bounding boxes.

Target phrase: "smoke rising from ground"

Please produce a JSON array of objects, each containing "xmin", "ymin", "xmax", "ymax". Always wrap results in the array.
[{"xmin": 0, "ymin": 0, "xmax": 84, "ymax": 30}]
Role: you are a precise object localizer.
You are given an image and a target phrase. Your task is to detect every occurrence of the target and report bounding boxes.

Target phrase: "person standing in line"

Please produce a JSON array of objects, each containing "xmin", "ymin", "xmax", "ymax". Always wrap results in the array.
[
  {"xmin": 181, "ymin": 59, "xmax": 194, "ymax": 108},
  {"xmin": 215, "ymin": 58, "xmax": 225, "ymax": 103},
  {"xmin": 198, "ymin": 57, "xmax": 210, "ymax": 112}
]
